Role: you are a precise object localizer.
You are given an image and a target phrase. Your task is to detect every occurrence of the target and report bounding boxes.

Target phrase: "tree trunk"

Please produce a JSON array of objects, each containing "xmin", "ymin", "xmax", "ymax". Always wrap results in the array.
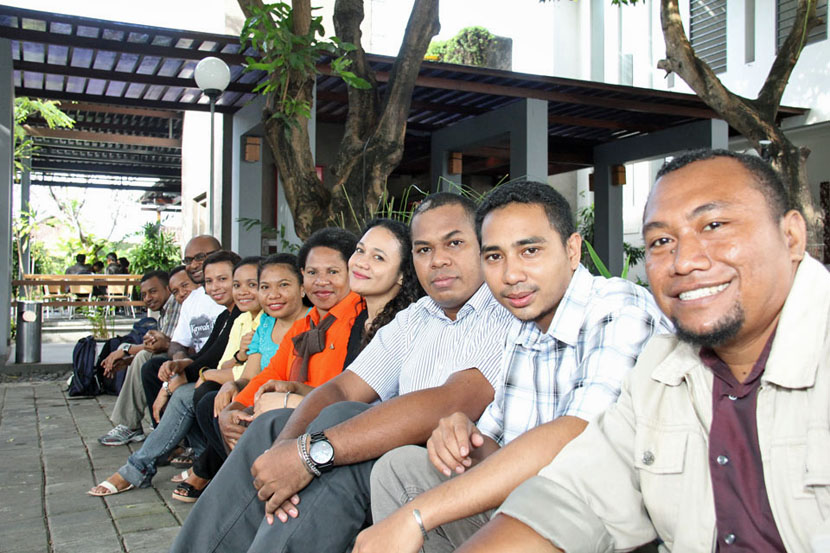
[
  {"xmin": 657, "ymin": 0, "xmax": 823, "ymax": 250},
  {"xmin": 239, "ymin": 0, "xmax": 440, "ymax": 239}
]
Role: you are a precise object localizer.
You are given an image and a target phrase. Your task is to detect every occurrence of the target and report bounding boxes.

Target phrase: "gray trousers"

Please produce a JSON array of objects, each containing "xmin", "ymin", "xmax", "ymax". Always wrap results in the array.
[
  {"xmin": 169, "ymin": 401, "xmax": 374, "ymax": 553},
  {"xmin": 111, "ymin": 350, "xmax": 167, "ymax": 429},
  {"xmin": 371, "ymin": 445, "xmax": 493, "ymax": 553}
]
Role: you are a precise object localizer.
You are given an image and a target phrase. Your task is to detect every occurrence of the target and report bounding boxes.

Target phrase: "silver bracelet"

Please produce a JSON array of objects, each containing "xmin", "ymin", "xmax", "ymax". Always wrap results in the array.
[
  {"xmin": 412, "ymin": 509, "xmax": 429, "ymax": 542},
  {"xmin": 296, "ymin": 433, "xmax": 320, "ymax": 477},
  {"xmin": 283, "ymin": 391, "xmax": 291, "ymax": 409}
]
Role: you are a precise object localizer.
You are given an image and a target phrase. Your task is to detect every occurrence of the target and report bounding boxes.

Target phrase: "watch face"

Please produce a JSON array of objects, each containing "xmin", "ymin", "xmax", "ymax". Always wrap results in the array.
[{"xmin": 309, "ymin": 439, "xmax": 334, "ymax": 464}]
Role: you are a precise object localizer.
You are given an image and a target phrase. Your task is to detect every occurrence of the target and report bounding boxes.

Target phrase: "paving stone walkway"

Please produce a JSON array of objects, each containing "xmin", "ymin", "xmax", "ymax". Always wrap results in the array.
[{"xmin": 0, "ymin": 379, "xmax": 193, "ymax": 553}]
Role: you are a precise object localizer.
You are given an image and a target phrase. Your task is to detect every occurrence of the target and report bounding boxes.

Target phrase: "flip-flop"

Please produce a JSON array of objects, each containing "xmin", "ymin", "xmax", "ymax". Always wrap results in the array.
[
  {"xmin": 87, "ymin": 480, "xmax": 135, "ymax": 497},
  {"xmin": 170, "ymin": 447, "xmax": 195, "ymax": 468},
  {"xmin": 171, "ymin": 482, "xmax": 204, "ymax": 503},
  {"xmin": 171, "ymin": 469, "xmax": 190, "ymax": 483}
]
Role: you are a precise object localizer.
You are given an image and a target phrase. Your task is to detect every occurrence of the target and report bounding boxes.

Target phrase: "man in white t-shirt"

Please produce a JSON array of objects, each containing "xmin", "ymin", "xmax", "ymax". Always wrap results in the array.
[{"xmin": 138, "ymin": 235, "xmax": 225, "ymax": 423}]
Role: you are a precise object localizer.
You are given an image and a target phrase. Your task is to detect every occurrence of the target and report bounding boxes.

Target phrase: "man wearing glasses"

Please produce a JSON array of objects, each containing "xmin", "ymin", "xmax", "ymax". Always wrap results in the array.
[{"xmin": 140, "ymin": 236, "xmax": 226, "ymax": 427}]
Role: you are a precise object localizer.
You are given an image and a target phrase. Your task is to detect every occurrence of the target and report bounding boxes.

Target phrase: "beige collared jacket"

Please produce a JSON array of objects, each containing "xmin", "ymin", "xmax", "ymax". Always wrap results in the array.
[{"xmin": 499, "ymin": 254, "xmax": 830, "ymax": 552}]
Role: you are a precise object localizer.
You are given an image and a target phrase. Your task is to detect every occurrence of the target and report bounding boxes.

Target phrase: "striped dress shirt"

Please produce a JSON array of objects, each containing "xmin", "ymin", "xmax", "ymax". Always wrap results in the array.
[
  {"xmin": 349, "ymin": 284, "xmax": 515, "ymax": 400},
  {"xmin": 157, "ymin": 293, "xmax": 181, "ymax": 338},
  {"xmin": 477, "ymin": 264, "xmax": 673, "ymax": 446}
]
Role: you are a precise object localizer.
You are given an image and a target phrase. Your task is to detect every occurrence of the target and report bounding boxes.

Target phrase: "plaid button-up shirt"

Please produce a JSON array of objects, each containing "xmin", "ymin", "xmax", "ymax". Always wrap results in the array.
[
  {"xmin": 477, "ymin": 264, "xmax": 672, "ymax": 446},
  {"xmin": 157, "ymin": 292, "xmax": 181, "ymax": 338}
]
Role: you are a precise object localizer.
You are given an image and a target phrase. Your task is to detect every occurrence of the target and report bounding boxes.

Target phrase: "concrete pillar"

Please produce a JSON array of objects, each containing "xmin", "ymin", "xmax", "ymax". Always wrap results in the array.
[
  {"xmin": 221, "ymin": 113, "xmax": 233, "ymax": 249},
  {"xmin": 0, "ymin": 38, "xmax": 13, "ymax": 363},
  {"xmin": 592, "ymin": 118, "xmax": 729, "ymax": 275},
  {"xmin": 20, "ymin": 168, "xmax": 30, "ymax": 274},
  {"xmin": 430, "ymin": 98, "xmax": 549, "ymax": 190},
  {"xmin": 592, "ymin": 164, "xmax": 623, "ymax": 275}
]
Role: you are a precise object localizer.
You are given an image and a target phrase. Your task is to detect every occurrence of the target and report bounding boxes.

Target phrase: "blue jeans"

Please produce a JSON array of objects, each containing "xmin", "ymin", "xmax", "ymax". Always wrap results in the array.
[{"xmin": 118, "ymin": 383, "xmax": 206, "ymax": 488}]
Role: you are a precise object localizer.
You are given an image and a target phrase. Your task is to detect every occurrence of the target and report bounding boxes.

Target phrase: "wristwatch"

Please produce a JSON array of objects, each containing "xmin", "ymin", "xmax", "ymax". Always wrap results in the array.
[
  {"xmin": 119, "ymin": 342, "xmax": 132, "ymax": 353},
  {"xmin": 308, "ymin": 431, "xmax": 335, "ymax": 473},
  {"xmin": 162, "ymin": 381, "xmax": 172, "ymax": 397}
]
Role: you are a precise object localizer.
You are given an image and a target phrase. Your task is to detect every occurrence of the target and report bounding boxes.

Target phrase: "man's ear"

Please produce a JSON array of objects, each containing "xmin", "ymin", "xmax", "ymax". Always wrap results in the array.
[
  {"xmin": 566, "ymin": 233, "xmax": 582, "ymax": 270},
  {"xmin": 780, "ymin": 209, "xmax": 807, "ymax": 262}
]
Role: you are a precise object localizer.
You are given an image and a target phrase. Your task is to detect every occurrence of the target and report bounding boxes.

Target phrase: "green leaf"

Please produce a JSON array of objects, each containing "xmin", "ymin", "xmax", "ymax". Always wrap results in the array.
[{"xmin": 583, "ymin": 240, "xmax": 612, "ymax": 278}]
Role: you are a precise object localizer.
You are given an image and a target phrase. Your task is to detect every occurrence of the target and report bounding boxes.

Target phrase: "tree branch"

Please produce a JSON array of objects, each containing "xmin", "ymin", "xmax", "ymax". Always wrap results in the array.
[
  {"xmin": 658, "ymin": 0, "xmax": 770, "ymax": 142},
  {"xmin": 755, "ymin": 0, "xmax": 820, "ymax": 119}
]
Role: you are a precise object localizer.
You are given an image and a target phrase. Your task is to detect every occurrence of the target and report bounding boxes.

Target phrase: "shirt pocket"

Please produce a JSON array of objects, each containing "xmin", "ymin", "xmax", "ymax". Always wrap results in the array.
[
  {"xmin": 633, "ymin": 427, "xmax": 689, "ymax": 537},
  {"xmin": 803, "ymin": 430, "xmax": 830, "ymax": 520}
]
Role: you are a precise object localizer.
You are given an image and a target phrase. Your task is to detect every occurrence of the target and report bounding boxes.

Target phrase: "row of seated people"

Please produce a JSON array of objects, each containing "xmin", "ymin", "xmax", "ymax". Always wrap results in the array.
[
  {"xmin": 87, "ymin": 148, "xmax": 828, "ymax": 552},
  {"xmin": 88, "ymin": 217, "xmax": 423, "ymax": 502}
]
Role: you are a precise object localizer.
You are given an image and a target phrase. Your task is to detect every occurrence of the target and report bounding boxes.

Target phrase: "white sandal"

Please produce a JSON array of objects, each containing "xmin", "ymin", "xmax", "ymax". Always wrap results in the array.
[
  {"xmin": 171, "ymin": 469, "xmax": 191, "ymax": 483},
  {"xmin": 87, "ymin": 479, "xmax": 135, "ymax": 497}
]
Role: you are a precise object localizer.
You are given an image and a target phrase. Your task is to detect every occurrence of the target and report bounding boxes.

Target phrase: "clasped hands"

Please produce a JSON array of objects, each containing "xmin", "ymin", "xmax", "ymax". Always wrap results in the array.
[
  {"xmin": 352, "ymin": 411, "xmax": 485, "ymax": 553},
  {"xmin": 251, "ymin": 438, "xmax": 313, "ymax": 526}
]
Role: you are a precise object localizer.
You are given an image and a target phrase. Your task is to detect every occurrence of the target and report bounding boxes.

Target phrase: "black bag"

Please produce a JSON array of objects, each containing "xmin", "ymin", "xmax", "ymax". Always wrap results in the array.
[
  {"xmin": 69, "ymin": 317, "xmax": 159, "ymax": 397},
  {"xmin": 68, "ymin": 336, "xmax": 100, "ymax": 397},
  {"xmin": 97, "ymin": 317, "xmax": 159, "ymax": 396}
]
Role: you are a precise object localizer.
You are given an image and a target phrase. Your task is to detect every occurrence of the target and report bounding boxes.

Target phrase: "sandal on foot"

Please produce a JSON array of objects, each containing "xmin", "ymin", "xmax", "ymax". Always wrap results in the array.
[
  {"xmin": 87, "ymin": 480, "xmax": 135, "ymax": 497},
  {"xmin": 170, "ymin": 447, "xmax": 195, "ymax": 468},
  {"xmin": 171, "ymin": 469, "xmax": 190, "ymax": 483},
  {"xmin": 171, "ymin": 482, "xmax": 204, "ymax": 503}
]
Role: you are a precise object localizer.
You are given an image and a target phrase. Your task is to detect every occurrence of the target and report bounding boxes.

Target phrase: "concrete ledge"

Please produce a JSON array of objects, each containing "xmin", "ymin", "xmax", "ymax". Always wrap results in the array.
[{"xmin": 0, "ymin": 362, "xmax": 72, "ymax": 377}]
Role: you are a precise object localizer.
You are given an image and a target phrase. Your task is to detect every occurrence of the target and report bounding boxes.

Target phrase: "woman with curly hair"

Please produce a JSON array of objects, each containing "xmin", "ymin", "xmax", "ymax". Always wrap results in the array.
[{"xmin": 250, "ymin": 217, "xmax": 424, "ymax": 414}]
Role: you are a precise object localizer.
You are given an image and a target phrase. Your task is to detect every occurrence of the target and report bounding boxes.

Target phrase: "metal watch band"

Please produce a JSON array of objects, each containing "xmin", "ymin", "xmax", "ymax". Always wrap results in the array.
[
  {"xmin": 296, "ymin": 433, "xmax": 320, "ymax": 477},
  {"xmin": 308, "ymin": 431, "xmax": 335, "ymax": 473}
]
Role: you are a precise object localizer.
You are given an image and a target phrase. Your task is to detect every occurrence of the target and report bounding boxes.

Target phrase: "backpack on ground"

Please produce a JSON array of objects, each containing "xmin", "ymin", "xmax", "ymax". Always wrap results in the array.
[{"xmin": 68, "ymin": 335, "xmax": 100, "ymax": 397}]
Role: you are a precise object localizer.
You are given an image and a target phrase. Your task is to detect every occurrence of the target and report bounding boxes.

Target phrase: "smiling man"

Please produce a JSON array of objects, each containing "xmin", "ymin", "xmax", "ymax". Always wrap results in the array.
[
  {"xmin": 98, "ymin": 269, "xmax": 184, "ymax": 446},
  {"xmin": 353, "ymin": 181, "xmax": 669, "ymax": 553},
  {"xmin": 169, "ymin": 193, "xmax": 515, "ymax": 553},
  {"xmin": 458, "ymin": 149, "xmax": 830, "ymax": 552}
]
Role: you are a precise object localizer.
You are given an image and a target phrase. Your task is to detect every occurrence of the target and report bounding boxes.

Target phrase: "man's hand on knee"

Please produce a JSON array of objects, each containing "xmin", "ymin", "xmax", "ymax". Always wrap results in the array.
[
  {"xmin": 251, "ymin": 438, "xmax": 313, "ymax": 525},
  {"xmin": 427, "ymin": 412, "xmax": 485, "ymax": 476}
]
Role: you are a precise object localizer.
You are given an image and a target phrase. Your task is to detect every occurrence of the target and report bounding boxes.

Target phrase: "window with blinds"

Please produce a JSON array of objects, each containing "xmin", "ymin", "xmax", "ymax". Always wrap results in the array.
[
  {"xmin": 690, "ymin": 0, "xmax": 728, "ymax": 74},
  {"xmin": 777, "ymin": 0, "xmax": 828, "ymax": 50}
]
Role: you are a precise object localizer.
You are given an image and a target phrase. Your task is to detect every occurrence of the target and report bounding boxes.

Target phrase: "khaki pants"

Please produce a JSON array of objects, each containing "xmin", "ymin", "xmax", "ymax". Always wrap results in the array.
[
  {"xmin": 110, "ymin": 350, "xmax": 167, "ymax": 430},
  {"xmin": 370, "ymin": 445, "xmax": 493, "ymax": 553}
]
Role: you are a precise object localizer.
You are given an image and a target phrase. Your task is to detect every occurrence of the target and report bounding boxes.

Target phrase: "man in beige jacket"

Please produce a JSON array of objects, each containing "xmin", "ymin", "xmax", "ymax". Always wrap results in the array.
[{"xmin": 458, "ymin": 149, "xmax": 830, "ymax": 552}]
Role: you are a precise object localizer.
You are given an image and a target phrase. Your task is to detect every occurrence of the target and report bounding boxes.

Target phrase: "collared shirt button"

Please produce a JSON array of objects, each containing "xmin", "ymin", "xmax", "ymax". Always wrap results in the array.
[
  {"xmin": 642, "ymin": 451, "xmax": 655, "ymax": 465},
  {"xmin": 728, "ymin": 394, "xmax": 737, "ymax": 401},
  {"xmin": 724, "ymin": 533, "xmax": 736, "ymax": 545},
  {"xmin": 717, "ymin": 455, "xmax": 729, "ymax": 466}
]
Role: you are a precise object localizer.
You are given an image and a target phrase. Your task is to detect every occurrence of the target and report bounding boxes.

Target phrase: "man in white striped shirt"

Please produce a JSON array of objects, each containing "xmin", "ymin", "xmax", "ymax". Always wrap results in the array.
[
  {"xmin": 353, "ymin": 180, "xmax": 670, "ymax": 553},
  {"xmin": 169, "ymin": 193, "xmax": 515, "ymax": 553}
]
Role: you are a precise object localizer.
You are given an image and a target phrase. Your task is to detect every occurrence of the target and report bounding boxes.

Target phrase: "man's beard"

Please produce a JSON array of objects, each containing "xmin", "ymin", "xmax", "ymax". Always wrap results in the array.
[{"xmin": 673, "ymin": 303, "xmax": 745, "ymax": 348}]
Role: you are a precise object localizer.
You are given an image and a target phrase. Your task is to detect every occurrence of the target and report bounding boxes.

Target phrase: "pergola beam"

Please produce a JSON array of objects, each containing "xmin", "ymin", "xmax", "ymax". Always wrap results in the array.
[
  {"xmin": 15, "ymin": 60, "xmax": 256, "ymax": 94},
  {"xmin": 32, "ymin": 159, "xmax": 181, "ymax": 178},
  {"xmin": 3, "ymin": 27, "xmax": 247, "ymax": 65},
  {"xmin": 14, "ymin": 86, "xmax": 239, "ymax": 114},
  {"xmin": 23, "ymin": 125, "xmax": 182, "ymax": 148}
]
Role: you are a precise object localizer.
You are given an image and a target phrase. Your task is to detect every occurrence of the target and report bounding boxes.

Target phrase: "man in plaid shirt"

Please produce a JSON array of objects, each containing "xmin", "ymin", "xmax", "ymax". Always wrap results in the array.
[{"xmin": 354, "ymin": 181, "xmax": 672, "ymax": 553}]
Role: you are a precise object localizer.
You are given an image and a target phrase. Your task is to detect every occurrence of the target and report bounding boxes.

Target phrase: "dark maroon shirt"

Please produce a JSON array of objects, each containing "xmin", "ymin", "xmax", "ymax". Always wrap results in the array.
[{"xmin": 700, "ymin": 333, "xmax": 785, "ymax": 552}]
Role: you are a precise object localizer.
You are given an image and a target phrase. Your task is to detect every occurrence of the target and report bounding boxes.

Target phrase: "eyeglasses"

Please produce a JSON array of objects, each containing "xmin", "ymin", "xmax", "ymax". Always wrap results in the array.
[{"xmin": 183, "ymin": 250, "xmax": 219, "ymax": 265}]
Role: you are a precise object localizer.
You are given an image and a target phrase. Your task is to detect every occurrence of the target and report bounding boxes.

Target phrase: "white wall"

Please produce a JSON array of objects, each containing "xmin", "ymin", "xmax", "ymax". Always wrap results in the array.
[{"xmin": 181, "ymin": 111, "xmax": 223, "ymax": 244}]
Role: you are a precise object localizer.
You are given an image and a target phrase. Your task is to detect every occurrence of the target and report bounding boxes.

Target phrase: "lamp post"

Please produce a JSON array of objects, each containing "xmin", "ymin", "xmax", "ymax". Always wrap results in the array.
[{"xmin": 194, "ymin": 56, "xmax": 230, "ymax": 236}]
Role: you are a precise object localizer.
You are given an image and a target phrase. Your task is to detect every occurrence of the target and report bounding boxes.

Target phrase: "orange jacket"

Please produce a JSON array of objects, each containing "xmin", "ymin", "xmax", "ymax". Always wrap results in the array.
[{"xmin": 235, "ymin": 291, "xmax": 364, "ymax": 407}]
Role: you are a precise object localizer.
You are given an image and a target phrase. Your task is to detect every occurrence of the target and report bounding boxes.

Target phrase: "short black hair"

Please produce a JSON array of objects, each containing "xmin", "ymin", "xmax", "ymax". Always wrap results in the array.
[
  {"xmin": 655, "ymin": 149, "xmax": 791, "ymax": 219},
  {"xmin": 168, "ymin": 265, "xmax": 189, "ymax": 280},
  {"xmin": 202, "ymin": 250, "xmax": 242, "ymax": 273},
  {"xmin": 234, "ymin": 256, "xmax": 263, "ymax": 274},
  {"xmin": 140, "ymin": 270, "xmax": 170, "ymax": 286},
  {"xmin": 411, "ymin": 192, "xmax": 477, "ymax": 228},
  {"xmin": 75, "ymin": 253, "xmax": 86, "ymax": 264},
  {"xmin": 475, "ymin": 180, "xmax": 575, "ymax": 245},
  {"xmin": 297, "ymin": 228, "xmax": 358, "ymax": 269},
  {"xmin": 106, "ymin": 252, "xmax": 118, "ymax": 262},
  {"xmin": 259, "ymin": 253, "xmax": 301, "ymax": 281}
]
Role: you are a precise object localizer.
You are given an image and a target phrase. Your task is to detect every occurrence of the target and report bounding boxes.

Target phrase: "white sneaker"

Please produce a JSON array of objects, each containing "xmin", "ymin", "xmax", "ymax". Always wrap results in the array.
[{"xmin": 98, "ymin": 424, "xmax": 146, "ymax": 446}]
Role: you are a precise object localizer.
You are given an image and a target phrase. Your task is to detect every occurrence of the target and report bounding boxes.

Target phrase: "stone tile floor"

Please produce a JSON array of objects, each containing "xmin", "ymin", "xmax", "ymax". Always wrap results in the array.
[{"xmin": 0, "ymin": 377, "xmax": 193, "ymax": 552}]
